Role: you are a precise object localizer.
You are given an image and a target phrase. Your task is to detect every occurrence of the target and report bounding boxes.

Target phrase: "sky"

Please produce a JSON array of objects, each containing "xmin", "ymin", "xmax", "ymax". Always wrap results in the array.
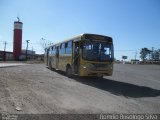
[{"xmin": 0, "ymin": 0, "xmax": 160, "ymax": 60}]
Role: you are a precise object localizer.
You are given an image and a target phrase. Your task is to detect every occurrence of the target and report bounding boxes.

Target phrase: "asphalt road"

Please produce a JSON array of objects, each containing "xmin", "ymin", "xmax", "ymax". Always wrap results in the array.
[
  {"xmin": 0, "ymin": 63, "xmax": 160, "ymax": 114},
  {"xmin": 0, "ymin": 63, "xmax": 27, "ymax": 68}
]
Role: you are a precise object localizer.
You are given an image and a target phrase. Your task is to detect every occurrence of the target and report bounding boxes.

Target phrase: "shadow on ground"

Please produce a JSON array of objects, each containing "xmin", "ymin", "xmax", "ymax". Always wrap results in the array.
[
  {"xmin": 74, "ymin": 77, "xmax": 160, "ymax": 98},
  {"xmin": 48, "ymin": 67, "xmax": 160, "ymax": 98}
]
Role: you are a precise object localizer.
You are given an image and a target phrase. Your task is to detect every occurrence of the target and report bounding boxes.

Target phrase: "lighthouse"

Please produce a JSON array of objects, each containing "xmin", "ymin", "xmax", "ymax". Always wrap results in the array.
[{"xmin": 13, "ymin": 17, "xmax": 23, "ymax": 60}]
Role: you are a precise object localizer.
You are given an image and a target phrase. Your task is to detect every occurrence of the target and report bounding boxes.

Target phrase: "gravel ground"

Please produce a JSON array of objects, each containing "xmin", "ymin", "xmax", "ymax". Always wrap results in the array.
[{"xmin": 0, "ymin": 63, "xmax": 160, "ymax": 114}]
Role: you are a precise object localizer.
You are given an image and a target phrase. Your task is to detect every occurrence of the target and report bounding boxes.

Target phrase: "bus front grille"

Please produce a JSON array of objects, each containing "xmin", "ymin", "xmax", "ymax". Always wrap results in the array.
[{"xmin": 91, "ymin": 63, "xmax": 109, "ymax": 71}]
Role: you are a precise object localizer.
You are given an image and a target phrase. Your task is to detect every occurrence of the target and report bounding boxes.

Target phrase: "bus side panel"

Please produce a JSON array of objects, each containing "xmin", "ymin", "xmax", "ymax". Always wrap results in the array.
[
  {"xmin": 44, "ymin": 54, "xmax": 47, "ymax": 65},
  {"xmin": 51, "ymin": 55, "xmax": 56, "ymax": 69},
  {"xmin": 58, "ymin": 55, "xmax": 72, "ymax": 71},
  {"xmin": 44, "ymin": 49, "xmax": 49, "ymax": 66}
]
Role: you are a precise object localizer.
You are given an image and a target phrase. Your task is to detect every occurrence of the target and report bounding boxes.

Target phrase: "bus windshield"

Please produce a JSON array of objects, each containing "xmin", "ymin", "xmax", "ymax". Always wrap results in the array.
[{"xmin": 82, "ymin": 40, "xmax": 114, "ymax": 62}]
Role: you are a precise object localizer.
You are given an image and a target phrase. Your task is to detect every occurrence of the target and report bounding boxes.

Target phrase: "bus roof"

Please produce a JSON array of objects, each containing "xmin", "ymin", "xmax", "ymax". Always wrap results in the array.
[{"xmin": 46, "ymin": 33, "xmax": 112, "ymax": 48}]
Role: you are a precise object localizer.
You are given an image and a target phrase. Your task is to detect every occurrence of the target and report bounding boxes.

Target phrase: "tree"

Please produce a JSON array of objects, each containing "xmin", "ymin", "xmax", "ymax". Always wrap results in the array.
[
  {"xmin": 152, "ymin": 49, "xmax": 160, "ymax": 61},
  {"xmin": 39, "ymin": 38, "xmax": 52, "ymax": 52},
  {"xmin": 140, "ymin": 48, "xmax": 151, "ymax": 61}
]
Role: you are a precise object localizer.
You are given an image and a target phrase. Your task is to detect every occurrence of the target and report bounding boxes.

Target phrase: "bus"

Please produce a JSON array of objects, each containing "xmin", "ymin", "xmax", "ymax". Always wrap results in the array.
[{"xmin": 44, "ymin": 33, "xmax": 114, "ymax": 78}]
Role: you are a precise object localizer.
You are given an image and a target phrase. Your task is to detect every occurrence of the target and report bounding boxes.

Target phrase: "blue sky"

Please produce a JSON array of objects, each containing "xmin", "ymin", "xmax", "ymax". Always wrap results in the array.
[{"xmin": 0, "ymin": 0, "xmax": 160, "ymax": 60}]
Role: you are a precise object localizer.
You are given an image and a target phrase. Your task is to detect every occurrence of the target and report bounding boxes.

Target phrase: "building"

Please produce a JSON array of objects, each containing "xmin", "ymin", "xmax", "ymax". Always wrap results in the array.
[
  {"xmin": 13, "ymin": 18, "xmax": 23, "ymax": 60},
  {"xmin": 131, "ymin": 59, "xmax": 140, "ymax": 64},
  {"xmin": 20, "ymin": 49, "xmax": 36, "ymax": 59},
  {"xmin": 0, "ymin": 50, "xmax": 44, "ymax": 61},
  {"xmin": 0, "ymin": 51, "xmax": 13, "ymax": 60}
]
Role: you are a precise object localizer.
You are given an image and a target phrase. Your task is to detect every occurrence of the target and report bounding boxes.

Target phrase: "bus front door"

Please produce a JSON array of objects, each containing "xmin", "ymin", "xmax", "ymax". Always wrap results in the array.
[{"xmin": 73, "ymin": 42, "xmax": 80, "ymax": 74}]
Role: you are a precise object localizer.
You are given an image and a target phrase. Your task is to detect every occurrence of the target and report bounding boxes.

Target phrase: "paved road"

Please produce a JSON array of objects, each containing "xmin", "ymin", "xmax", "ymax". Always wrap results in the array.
[
  {"xmin": 0, "ymin": 63, "xmax": 27, "ymax": 68},
  {"xmin": 0, "ymin": 63, "xmax": 160, "ymax": 114}
]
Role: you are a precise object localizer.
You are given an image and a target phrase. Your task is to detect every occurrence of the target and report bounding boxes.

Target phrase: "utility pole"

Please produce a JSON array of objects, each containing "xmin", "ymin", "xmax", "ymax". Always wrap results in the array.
[
  {"xmin": 3, "ymin": 41, "xmax": 7, "ymax": 61},
  {"xmin": 32, "ymin": 47, "xmax": 34, "ymax": 59},
  {"xmin": 26, "ymin": 40, "xmax": 30, "ymax": 60},
  {"xmin": 135, "ymin": 51, "xmax": 137, "ymax": 60},
  {"xmin": 152, "ymin": 47, "xmax": 154, "ymax": 62},
  {"xmin": 134, "ymin": 51, "xmax": 137, "ymax": 64}
]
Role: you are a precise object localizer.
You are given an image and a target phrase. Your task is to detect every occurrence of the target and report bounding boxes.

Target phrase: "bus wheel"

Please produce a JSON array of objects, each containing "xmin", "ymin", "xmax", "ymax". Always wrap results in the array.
[
  {"xmin": 66, "ymin": 66, "xmax": 72, "ymax": 78},
  {"xmin": 97, "ymin": 74, "xmax": 103, "ymax": 79},
  {"xmin": 49, "ymin": 62, "xmax": 52, "ymax": 70}
]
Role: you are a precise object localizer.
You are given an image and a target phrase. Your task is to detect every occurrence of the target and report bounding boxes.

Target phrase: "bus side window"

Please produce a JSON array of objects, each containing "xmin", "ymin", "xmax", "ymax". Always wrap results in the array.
[
  {"xmin": 60, "ymin": 43, "xmax": 65, "ymax": 54},
  {"xmin": 65, "ymin": 42, "xmax": 68, "ymax": 48},
  {"xmin": 66, "ymin": 41, "xmax": 72, "ymax": 54},
  {"xmin": 52, "ymin": 46, "xmax": 55, "ymax": 55},
  {"xmin": 49, "ymin": 47, "xmax": 52, "ymax": 55},
  {"xmin": 51, "ymin": 46, "xmax": 54, "ymax": 55},
  {"xmin": 54, "ymin": 46, "xmax": 56, "ymax": 55}
]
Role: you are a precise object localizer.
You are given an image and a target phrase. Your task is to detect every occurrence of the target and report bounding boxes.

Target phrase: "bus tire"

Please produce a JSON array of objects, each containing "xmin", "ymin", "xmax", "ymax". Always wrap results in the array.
[
  {"xmin": 49, "ymin": 61, "xmax": 52, "ymax": 70},
  {"xmin": 66, "ymin": 66, "xmax": 72, "ymax": 78},
  {"xmin": 97, "ymin": 74, "xmax": 103, "ymax": 79}
]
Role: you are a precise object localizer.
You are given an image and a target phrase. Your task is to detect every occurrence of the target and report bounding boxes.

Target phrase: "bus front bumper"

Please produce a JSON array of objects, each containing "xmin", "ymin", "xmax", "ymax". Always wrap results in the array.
[{"xmin": 79, "ymin": 65, "xmax": 113, "ymax": 77}]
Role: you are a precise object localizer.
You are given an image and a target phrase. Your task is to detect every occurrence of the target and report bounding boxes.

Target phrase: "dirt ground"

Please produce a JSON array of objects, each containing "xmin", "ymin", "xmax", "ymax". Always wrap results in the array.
[{"xmin": 0, "ymin": 63, "xmax": 160, "ymax": 114}]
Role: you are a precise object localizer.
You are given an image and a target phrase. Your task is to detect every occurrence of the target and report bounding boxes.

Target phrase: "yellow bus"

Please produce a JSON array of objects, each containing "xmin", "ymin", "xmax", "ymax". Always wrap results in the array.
[{"xmin": 44, "ymin": 33, "xmax": 114, "ymax": 78}]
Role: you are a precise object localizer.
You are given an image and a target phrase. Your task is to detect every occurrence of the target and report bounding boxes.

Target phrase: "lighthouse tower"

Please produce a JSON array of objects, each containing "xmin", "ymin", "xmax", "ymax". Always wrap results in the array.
[{"xmin": 13, "ymin": 17, "xmax": 23, "ymax": 60}]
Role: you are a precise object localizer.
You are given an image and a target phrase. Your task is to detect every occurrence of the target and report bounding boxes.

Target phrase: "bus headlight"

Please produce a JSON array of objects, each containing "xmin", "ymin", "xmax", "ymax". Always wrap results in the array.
[
  {"xmin": 83, "ymin": 66, "xmax": 87, "ymax": 69},
  {"xmin": 80, "ymin": 65, "xmax": 88, "ymax": 69},
  {"xmin": 80, "ymin": 64, "xmax": 93, "ymax": 69}
]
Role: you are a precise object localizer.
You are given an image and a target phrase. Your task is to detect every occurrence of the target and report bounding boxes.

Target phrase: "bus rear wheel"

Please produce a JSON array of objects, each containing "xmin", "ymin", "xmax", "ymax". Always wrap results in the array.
[
  {"xmin": 97, "ymin": 74, "xmax": 103, "ymax": 79},
  {"xmin": 49, "ymin": 61, "xmax": 52, "ymax": 70},
  {"xmin": 66, "ymin": 66, "xmax": 72, "ymax": 78}
]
